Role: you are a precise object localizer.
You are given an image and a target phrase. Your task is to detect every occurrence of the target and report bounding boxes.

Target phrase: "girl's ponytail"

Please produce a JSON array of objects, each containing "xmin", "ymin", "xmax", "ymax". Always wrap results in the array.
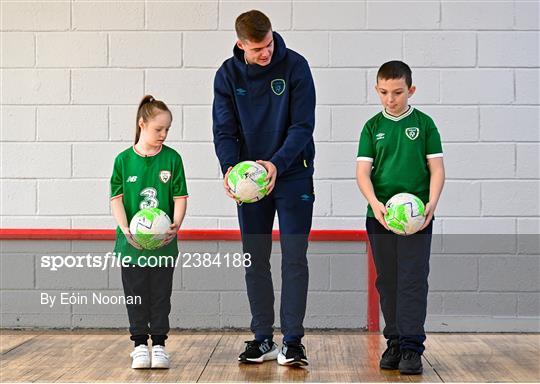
[{"xmin": 135, "ymin": 95, "xmax": 171, "ymax": 144}]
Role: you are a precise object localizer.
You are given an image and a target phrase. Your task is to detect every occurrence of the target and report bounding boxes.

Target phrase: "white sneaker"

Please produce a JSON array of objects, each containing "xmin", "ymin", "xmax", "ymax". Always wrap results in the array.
[
  {"xmin": 130, "ymin": 345, "xmax": 150, "ymax": 369},
  {"xmin": 151, "ymin": 345, "xmax": 170, "ymax": 369}
]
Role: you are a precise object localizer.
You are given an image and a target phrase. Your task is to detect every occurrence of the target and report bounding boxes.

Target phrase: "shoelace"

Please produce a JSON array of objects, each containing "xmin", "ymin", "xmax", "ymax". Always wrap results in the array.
[
  {"xmin": 402, "ymin": 350, "xmax": 417, "ymax": 360},
  {"xmin": 382, "ymin": 346, "xmax": 400, "ymax": 357},
  {"xmin": 285, "ymin": 343, "xmax": 306, "ymax": 358},
  {"xmin": 244, "ymin": 340, "xmax": 262, "ymax": 354}
]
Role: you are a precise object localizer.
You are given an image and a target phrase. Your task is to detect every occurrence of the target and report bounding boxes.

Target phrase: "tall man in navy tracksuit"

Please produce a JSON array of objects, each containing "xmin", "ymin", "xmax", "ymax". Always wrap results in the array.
[{"xmin": 212, "ymin": 10, "xmax": 315, "ymax": 367}]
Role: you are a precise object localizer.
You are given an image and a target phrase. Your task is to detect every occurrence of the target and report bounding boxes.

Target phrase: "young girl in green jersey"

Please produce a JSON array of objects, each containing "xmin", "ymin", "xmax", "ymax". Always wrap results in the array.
[{"xmin": 110, "ymin": 95, "xmax": 188, "ymax": 369}]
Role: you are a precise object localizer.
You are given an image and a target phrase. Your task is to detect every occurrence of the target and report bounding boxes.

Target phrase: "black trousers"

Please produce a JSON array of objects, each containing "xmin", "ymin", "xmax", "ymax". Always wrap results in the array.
[
  {"xmin": 238, "ymin": 177, "xmax": 313, "ymax": 343},
  {"xmin": 366, "ymin": 217, "xmax": 432, "ymax": 354},
  {"xmin": 121, "ymin": 264, "xmax": 175, "ymax": 346}
]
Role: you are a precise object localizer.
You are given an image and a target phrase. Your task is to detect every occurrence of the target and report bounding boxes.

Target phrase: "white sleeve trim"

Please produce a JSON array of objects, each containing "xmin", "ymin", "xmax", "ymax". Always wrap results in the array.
[
  {"xmin": 426, "ymin": 153, "xmax": 443, "ymax": 159},
  {"xmin": 357, "ymin": 156, "xmax": 374, "ymax": 162}
]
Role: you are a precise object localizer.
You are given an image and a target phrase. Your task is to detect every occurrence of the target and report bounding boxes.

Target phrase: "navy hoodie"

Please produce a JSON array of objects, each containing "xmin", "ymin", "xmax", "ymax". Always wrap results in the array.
[{"xmin": 212, "ymin": 32, "xmax": 316, "ymax": 179}]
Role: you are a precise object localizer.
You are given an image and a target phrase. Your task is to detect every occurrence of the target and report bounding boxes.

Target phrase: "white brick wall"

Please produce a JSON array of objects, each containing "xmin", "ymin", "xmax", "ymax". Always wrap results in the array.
[
  {"xmin": 1, "ymin": 33, "xmax": 35, "ymax": 67},
  {"xmin": 72, "ymin": 2, "xmax": 144, "ymax": 31},
  {"xmin": 515, "ymin": 69, "xmax": 540, "ymax": 104},
  {"xmin": 146, "ymin": 69, "xmax": 214, "ymax": 104},
  {"xmin": 404, "ymin": 32, "xmax": 476, "ymax": 67},
  {"xmin": 2, "ymin": 70, "xmax": 70, "ymax": 104},
  {"xmin": 2, "ymin": 143, "xmax": 71, "ymax": 178},
  {"xmin": 331, "ymin": 32, "xmax": 402, "ymax": 67},
  {"xmin": 1, "ymin": 1, "xmax": 538, "ymax": 330},
  {"xmin": 367, "ymin": 1, "xmax": 440, "ymax": 30},
  {"xmin": 219, "ymin": 0, "xmax": 292, "ymax": 31},
  {"xmin": 72, "ymin": 70, "xmax": 144, "ymax": 104},
  {"xmin": 110, "ymin": 33, "xmax": 183, "ymax": 68},
  {"xmin": 37, "ymin": 106, "xmax": 108, "ymax": 142},
  {"xmin": 36, "ymin": 33, "xmax": 108, "ymax": 68},
  {"xmin": 1, "ymin": 2, "xmax": 70, "ymax": 31},
  {"xmin": 1, "ymin": 0, "xmax": 537, "ymax": 230},
  {"xmin": 293, "ymin": 1, "xmax": 366, "ymax": 30},
  {"xmin": 514, "ymin": 1, "xmax": 540, "ymax": 30},
  {"xmin": 184, "ymin": 32, "xmax": 236, "ymax": 68},
  {"xmin": 313, "ymin": 69, "xmax": 366, "ymax": 104},
  {"xmin": 440, "ymin": 70, "xmax": 514, "ymax": 104},
  {"xmin": 478, "ymin": 32, "xmax": 539, "ymax": 68},
  {"xmin": 1, "ymin": 107, "xmax": 36, "ymax": 141},
  {"xmin": 146, "ymin": 2, "xmax": 218, "ymax": 30},
  {"xmin": 281, "ymin": 32, "xmax": 329, "ymax": 67},
  {"xmin": 440, "ymin": 1, "xmax": 514, "ymax": 30},
  {"xmin": 183, "ymin": 106, "xmax": 213, "ymax": 141},
  {"xmin": 1, "ymin": 181, "xmax": 36, "ymax": 215}
]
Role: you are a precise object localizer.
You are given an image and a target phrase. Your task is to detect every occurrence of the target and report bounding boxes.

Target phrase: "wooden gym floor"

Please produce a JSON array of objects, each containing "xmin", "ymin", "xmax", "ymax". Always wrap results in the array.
[{"xmin": 1, "ymin": 330, "xmax": 539, "ymax": 382}]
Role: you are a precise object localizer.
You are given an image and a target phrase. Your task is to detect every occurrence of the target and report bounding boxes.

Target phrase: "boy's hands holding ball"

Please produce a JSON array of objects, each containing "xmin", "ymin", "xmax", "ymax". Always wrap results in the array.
[
  {"xmin": 420, "ymin": 202, "xmax": 434, "ymax": 230},
  {"xmin": 372, "ymin": 200, "xmax": 391, "ymax": 231}
]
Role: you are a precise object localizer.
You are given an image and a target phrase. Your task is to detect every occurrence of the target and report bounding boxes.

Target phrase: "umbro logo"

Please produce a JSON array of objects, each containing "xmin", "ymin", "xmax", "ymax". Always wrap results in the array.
[
  {"xmin": 127, "ymin": 176, "xmax": 137, "ymax": 183},
  {"xmin": 376, "ymin": 133, "xmax": 385, "ymax": 141},
  {"xmin": 236, "ymin": 88, "xmax": 247, "ymax": 96}
]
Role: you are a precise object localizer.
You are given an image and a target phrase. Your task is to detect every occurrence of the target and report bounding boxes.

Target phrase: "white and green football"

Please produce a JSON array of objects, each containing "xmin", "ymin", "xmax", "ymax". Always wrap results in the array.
[
  {"xmin": 129, "ymin": 207, "xmax": 172, "ymax": 250},
  {"xmin": 227, "ymin": 161, "xmax": 269, "ymax": 203},
  {"xmin": 384, "ymin": 193, "xmax": 426, "ymax": 236}
]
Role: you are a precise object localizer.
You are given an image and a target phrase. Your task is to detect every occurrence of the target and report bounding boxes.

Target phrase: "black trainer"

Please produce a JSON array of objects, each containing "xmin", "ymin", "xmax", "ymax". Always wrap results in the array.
[
  {"xmin": 399, "ymin": 349, "xmax": 423, "ymax": 375},
  {"xmin": 379, "ymin": 340, "xmax": 401, "ymax": 370},
  {"xmin": 277, "ymin": 342, "xmax": 309, "ymax": 366},
  {"xmin": 238, "ymin": 339, "xmax": 278, "ymax": 363}
]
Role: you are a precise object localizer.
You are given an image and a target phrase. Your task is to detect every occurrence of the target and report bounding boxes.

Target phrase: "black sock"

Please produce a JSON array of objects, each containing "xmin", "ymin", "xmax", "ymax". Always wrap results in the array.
[
  {"xmin": 151, "ymin": 334, "xmax": 167, "ymax": 346},
  {"xmin": 131, "ymin": 334, "xmax": 149, "ymax": 347}
]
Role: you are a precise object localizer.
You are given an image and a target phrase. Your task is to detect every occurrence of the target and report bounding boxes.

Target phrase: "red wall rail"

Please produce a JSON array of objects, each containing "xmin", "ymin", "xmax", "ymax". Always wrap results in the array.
[
  {"xmin": 0, "ymin": 228, "xmax": 379, "ymax": 331},
  {"xmin": 0, "ymin": 228, "xmax": 367, "ymax": 241}
]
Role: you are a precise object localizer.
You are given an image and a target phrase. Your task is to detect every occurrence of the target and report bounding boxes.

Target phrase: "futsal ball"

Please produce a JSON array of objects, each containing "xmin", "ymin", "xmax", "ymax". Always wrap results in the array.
[
  {"xmin": 227, "ymin": 161, "xmax": 269, "ymax": 203},
  {"xmin": 129, "ymin": 208, "xmax": 172, "ymax": 250},
  {"xmin": 384, "ymin": 193, "xmax": 426, "ymax": 236}
]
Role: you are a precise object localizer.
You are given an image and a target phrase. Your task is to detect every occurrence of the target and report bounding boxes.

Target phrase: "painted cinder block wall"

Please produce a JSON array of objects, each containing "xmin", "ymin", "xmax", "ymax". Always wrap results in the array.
[{"xmin": 1, "ymin": 1, "xmax": 538, "ymax": 330}]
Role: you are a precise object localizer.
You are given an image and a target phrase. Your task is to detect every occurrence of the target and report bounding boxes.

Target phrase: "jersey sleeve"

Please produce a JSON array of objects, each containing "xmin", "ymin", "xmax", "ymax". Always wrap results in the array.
[
  {"xmin": 357, "ymin": 122, "xmax": 374, "ymax": 162},
  {"xmin": 425, "ymin": 117, "xmax": 443, "ymax": 159},
  {"xmin": 173, "ymin": 154, "xmax": 188, "ymax": 198},
  {"xmin": 110, "ymin": 155, "xmax": 123, "ymax": 200}
]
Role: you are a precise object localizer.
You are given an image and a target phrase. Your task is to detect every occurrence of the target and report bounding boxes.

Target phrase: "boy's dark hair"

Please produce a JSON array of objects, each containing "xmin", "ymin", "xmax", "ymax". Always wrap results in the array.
[
  {"xmin": 235, "ymin": 10, "xmax": 272, "ymax": 42},
  {"xmin": 377, "ymin": 61, "xmax": 412, "ymax": 88}
]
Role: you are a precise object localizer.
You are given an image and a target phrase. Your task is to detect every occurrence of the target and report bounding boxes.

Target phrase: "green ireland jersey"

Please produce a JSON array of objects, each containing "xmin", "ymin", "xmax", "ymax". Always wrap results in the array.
[
  {"xmin": 110, "ymin": 144, "xmax": 188, "ymax": 265},
  {"xmin": 357, "ymin": 107, "xmax": 443, "ymax": 218}
]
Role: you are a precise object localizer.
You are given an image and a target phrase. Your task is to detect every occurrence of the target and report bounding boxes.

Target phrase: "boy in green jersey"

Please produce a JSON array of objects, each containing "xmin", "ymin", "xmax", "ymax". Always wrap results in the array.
[
  {"xmin": 110, "ymin": 95, "xmax": 188, "ymax": 369},
  {"xmin": 356, "ymin": 61, "xmax": 445, "ymax": 375}
]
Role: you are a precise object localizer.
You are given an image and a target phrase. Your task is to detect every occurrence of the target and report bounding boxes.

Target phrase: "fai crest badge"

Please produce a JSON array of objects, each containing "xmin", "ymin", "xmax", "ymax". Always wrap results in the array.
[
  {"xmin": 405, "ymin": 127, "xmax": 419, "ymax": 140},
  {"xmin": 159, "ymin": 170, "xmax": 171, "ymax": 183},
  {"xmin": 271, "ymin": 79, "xmax": 286, "ymax": 95}
]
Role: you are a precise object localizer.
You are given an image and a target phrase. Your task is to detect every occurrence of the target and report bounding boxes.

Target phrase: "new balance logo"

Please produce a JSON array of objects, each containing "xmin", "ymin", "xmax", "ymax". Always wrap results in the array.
[{"xmin": 127, "ymin": 176, "xmax": 138, "ymax": 182}]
